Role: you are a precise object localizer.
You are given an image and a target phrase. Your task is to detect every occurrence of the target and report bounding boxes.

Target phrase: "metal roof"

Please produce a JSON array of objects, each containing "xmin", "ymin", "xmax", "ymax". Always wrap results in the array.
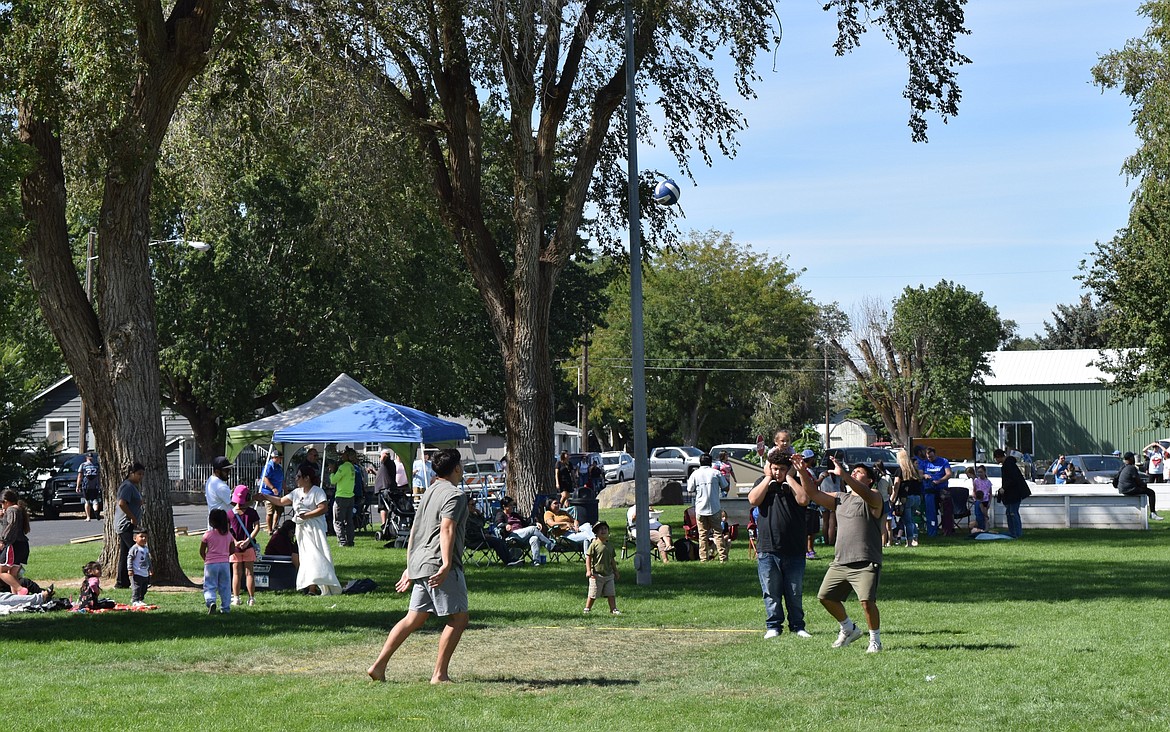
[{"xmin": 983, "ymin": 349, "xmax": 1112, "ymax": 387}]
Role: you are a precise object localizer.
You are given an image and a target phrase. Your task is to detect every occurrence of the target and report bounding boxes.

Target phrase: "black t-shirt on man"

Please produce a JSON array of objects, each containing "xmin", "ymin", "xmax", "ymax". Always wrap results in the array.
[{"xmin": 756, "ymin": 479, "xmax": 808, "ymax": 557}]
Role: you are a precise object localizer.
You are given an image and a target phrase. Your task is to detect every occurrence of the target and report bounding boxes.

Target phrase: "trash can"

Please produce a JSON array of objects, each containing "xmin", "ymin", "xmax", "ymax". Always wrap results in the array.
[{"xmin": 569, "ymin": 497, "xmax": 599, "ymax": 526}]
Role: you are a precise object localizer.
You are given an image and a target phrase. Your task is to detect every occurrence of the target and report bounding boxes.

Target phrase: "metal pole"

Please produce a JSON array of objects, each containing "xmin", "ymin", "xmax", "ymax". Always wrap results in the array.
[
  {"xmin": 824, "ymin": 346, "xmax": 830, "ymax": 454},
  {"xmin": 625, "ymin": 0, "xmax": 652, "ymax": 586},
  {"xmin": 581, "ymin": 334, "xmax": 590, "ymax": 451},
  {"xmin": 79, "ymin": 228, "xmax": 95, "ymax": 454}
]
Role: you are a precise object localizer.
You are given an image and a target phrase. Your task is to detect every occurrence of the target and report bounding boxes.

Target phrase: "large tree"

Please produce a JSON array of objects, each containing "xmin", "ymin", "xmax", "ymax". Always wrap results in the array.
[
  {"xmin": 151, "ymin": 39, "xmax": 505, "ymax": 458},
  {"xmin": 831, "ymin": 282, "xmax": 1009, "ymax": 445},
  {"xmin": 306, "ymin": 0, "xmax": 969, "ymax": 510},
  {"xmin": 1088, "ymin": 0, "xmax": 1170, "ymax": 424},
  {"xmin": 2, "ymin": 1, "xmax": 229, "ymax": 583},
  {"xmin": 589, "ymin": 231, "xmax": 819, "ymax": 447},
  {"xmin": 1033, "ymin": 295, "xmax": 1115, "ymax": 350}
]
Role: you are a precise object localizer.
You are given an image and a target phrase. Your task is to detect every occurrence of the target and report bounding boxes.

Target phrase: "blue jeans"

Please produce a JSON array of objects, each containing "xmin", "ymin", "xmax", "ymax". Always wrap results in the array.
[
  {"xmin": 757, "ymin": 552, "xmax": 806, "ymax": 632},
  {"xmin": 203, "ymin": 562, "xmax": 231, "ymax": 610},
  {"xmin": 974, "ymin": 500, "xmax": 988, "ymax": 530},
  {"xmin": 901, "ymin": 495, "xmax": 922, "ymax": 541},
  {"xmin": 1004, "ymin": 501, "xmax": 1022, "ymax": 538},
  {"xmin": 923, "ymin": 490, "xmax": 940, "ymax": 536}
]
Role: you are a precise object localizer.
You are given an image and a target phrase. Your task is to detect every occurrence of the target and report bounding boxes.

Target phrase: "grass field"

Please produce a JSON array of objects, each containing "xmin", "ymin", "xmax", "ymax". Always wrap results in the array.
[{"xmin": 4, "ymin": 506, "xmax": 1169, "ymax": 731}]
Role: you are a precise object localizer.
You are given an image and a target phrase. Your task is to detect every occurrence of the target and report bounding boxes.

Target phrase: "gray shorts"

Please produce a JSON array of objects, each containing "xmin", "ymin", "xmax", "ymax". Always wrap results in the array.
[
  {"xmin": 408, "ymin": 567, "xmax": 469, "ymax": 616},
  {"xmin": 588, "ymin": 573, "xmax": 615, "ymax": 599},
  {"xmin": 817, "ymin": 560, "xmax": 881, "ymax": 603}
]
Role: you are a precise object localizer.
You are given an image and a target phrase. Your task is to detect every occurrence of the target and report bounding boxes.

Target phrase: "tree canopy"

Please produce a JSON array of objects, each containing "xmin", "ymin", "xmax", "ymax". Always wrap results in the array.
[
  {"xmin": 831, "ymin": 281, "xmax": 1009, "ymax": 445},
  {"xmin": 588, "ymin": 231, "xmax": 819, "ymax": 448},
  {"xmin": 1088, "ymin": 0, "xmax": 1170, "ymax": 424}
]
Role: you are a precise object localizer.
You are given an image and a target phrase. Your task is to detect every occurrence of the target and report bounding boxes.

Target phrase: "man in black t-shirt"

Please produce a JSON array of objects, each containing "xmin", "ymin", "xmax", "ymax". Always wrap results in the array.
[{"xmin": 747, "ymin": 451, "xmax": 813, "ymax": 640}]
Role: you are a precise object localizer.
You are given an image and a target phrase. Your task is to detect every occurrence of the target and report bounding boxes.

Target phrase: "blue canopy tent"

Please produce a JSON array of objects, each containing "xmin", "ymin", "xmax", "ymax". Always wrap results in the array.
[{"xmin": 273, "ymin": 399, "xmax": 468, "ymax": 444}]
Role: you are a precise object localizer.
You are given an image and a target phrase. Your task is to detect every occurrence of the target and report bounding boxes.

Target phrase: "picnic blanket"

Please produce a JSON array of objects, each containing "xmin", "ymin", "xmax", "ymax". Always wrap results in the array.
[{"xmin": 74, "ymin": 603, "xmax": 159, "ymax": 613}]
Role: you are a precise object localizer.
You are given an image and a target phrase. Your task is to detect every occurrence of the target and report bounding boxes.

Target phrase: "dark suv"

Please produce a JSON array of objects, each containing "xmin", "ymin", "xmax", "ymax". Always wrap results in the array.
[
  {"xmin": 815, "ymin": 446, "xmax": 899, "ymax": 478},
  {"xmin": 40, "ymin": 453, "xmax": 102, "ymax": 519}
]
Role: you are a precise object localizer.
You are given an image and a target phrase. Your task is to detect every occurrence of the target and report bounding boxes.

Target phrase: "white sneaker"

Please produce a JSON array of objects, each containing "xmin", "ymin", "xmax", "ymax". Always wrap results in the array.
[
  {"xmin": 130, "ymin": 600, "xmax": 145, "ymax": 608},
  {"xmin": 763, "ymin": 629, "xmax": 780, "ymax": 639},
  {"xmin": 230, "ymin": 596, "xmax": 241, "ymax": 606},
  {"xmin": 1151, "ymin": 513, "xmax": 1164, "ymax": 521},
  {"xmin": 832, "ymin": 624, "xmax": 864, "ymax": 648},
  {"xmin": 247, "ymin": 597, "xmax": 255, "ymax": 607},
  {"xmin": 794, "ymin": 629, "xmax": 813, "ymax": 639},
  {"xmin": 866, "ymin": 639, "xmax": 883, "ymax": 653},
  {"xmin": 583, "ymin": 607, "xmax": 591, "ymax": 614},
  {"xmin": 610, "ymin": 609, "xmax": 622, "ymax": 615}
]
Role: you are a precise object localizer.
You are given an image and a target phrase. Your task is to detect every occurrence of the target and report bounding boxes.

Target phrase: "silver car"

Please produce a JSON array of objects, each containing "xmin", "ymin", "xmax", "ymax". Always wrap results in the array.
[{"xmin": 1039, "ymin": 454, "xmax": 1126, "ymax": 485}]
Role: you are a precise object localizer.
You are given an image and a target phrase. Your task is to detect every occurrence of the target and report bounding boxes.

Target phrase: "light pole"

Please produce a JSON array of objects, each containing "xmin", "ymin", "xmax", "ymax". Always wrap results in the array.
[
  {"xmin": 149, "ymin": 238, "xmax": 211, "ymax": 252},
  {"xmin": 623, "ymin": 0, "xmax": 653, "ymax": 586},
  {"xmin": 77, "ymin": 233, "xmax": 211, "ymax": 453}
]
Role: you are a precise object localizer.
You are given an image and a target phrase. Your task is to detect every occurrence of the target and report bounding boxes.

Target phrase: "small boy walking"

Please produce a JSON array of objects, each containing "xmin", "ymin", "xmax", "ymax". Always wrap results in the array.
[
  {"xmin": 584, "ymin": 521, "xmax": 620, "ymax": 615},
  {"xmin": 127, "ymin": 528, "xmax": 152, "ymax": 607}
]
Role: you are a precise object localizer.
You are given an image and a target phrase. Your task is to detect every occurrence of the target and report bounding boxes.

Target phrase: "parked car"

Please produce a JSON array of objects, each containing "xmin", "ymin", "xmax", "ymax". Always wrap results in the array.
[
  {"xmin": 568, "ymin": 452, "xmax": 606, "ymax": 494},
  {"xmin": 1038, "ymin": 454, "xmax": 1129, "ymax": 485},
  {"xmin": 648, "ymin": 446, "xmax": 704, "ymax": 479},
  {"xmin": 600, "ymin": 451, "xmax": 634, "ymax": 483},
  {"xmin": 708, "ymin": 443, "xmax": 758, "ymax": 461},
  {"xmin": 462, "ymin": 459, "xmax": 505, "ymax": 486},
  {"xmin": 40, "ymin": 452, "xmax": 102, "ymax": 519}
]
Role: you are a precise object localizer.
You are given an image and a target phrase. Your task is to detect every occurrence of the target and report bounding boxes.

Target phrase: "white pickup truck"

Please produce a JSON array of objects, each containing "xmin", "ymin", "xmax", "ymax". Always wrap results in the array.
[{"xmin": 648, "ymin": 446, "xmax": 704, "ymax": 479}]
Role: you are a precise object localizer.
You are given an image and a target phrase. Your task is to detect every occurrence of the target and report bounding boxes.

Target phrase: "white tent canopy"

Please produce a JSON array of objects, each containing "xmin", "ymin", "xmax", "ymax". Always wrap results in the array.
[{"xmin": 225, "ymin": 373, "xmax": 380, "ymax": 460}]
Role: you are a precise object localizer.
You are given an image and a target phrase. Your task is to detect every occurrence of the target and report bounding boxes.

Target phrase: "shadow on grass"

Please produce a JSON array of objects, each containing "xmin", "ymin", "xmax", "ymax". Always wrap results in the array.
[
  {"xmin": 480, "ymin": 676, "xmax": 639, "ymax": 689},
  {"xmin": 906, "ymin": 642, "xmax": 1018, "ymax": 651}
]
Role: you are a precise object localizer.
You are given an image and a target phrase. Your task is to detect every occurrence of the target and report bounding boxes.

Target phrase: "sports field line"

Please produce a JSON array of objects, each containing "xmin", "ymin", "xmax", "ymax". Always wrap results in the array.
[{"xmin": 531, "ymin": 625, "xmax": 758, "ymax": 633}]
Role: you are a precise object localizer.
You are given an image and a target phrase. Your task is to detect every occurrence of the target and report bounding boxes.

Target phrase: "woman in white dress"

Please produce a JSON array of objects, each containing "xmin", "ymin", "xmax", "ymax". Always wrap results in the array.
[{"xmin": 256, "ymin": 462, "xmax": 342, "ymax": 595}]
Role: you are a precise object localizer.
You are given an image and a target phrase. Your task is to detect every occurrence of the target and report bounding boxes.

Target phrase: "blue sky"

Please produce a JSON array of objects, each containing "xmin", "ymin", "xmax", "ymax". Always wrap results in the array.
[{"xmin": 638, "ymin": 1, "xmax": 1148, "ymax": 338}]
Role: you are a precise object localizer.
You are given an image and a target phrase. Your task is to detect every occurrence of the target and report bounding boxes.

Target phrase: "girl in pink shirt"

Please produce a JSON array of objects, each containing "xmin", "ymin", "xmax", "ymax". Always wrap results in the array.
[
  {"xmin": 972, "ymin": 466, "xmax": 993, "ymax": 530},
  {"xmin": 201, "ymin": 508, "xmax": 234, "ymax": 613}
]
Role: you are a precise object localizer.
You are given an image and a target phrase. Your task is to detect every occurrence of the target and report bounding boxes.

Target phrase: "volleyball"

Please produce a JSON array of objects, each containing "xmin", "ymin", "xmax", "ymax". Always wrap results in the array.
[{"xmin": 652, "ymin": 178, "xmax": 681, "ymax": 206}]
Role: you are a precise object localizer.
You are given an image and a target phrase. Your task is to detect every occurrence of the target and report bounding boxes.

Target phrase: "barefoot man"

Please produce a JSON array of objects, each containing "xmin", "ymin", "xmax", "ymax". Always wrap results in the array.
[{"xmin": 368, "ymin": 448, "xmax": 469, "ymax": 683}]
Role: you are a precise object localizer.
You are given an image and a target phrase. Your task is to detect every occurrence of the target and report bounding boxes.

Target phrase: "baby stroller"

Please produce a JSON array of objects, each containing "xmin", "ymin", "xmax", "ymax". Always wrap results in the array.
[{"xmin": 375, "ymin": 489, "xmax": 415, "ymax": 548}]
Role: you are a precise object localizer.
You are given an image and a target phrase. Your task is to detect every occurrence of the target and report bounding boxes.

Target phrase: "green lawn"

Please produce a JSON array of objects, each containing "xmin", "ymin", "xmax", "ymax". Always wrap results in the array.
[{"xmin": 4, "ymin": 506, "xmax": 1169, "ymax": 731}]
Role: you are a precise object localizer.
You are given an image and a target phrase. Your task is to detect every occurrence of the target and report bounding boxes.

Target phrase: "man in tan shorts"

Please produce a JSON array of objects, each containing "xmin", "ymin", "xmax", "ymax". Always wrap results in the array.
[{"xmin": 795, "ymin": 453, "xmax": 885, "ymax": 653}]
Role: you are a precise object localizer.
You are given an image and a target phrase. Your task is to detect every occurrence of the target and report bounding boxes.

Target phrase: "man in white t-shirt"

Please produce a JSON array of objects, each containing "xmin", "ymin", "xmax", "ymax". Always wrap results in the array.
[
  {"xmin": 687, "ymin": 454, "xmax": 729, "ymax": 562},
  {"xmin": 204, "ymin": 456, "xmax": 233, "ymax": 525}
]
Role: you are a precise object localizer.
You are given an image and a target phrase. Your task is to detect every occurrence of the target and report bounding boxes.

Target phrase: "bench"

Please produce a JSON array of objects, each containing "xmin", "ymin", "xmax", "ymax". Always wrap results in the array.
[{"xmin": 992, "ymin": 490, "xmax": 1149, "ymax": 530}]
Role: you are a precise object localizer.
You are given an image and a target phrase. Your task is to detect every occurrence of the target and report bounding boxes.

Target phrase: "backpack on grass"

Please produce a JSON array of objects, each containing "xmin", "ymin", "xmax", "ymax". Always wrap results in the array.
[{"xmin": 674, "ymin": 539, "xmax": 699, "ymax": 562}]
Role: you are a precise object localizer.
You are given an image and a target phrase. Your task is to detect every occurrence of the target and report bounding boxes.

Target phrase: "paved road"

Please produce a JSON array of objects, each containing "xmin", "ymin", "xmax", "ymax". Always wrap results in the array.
[
  {"xmin": 28, "ymin": 505, "xmax": 213, "ymax": 548},
  {"xmin": 28, "ymin": 503, "xmax": 380, "ymax": 547}
]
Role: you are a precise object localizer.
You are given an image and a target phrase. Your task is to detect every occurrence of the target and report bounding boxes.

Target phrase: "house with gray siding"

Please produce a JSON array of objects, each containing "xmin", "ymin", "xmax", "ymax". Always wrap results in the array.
[
  {"xmin": 972, "ymin": 349, "xmax": 1170, "ymax": 461},
  {"xmin": 28, "ymin": 376, "xmax": 200, "ymax": 479}
]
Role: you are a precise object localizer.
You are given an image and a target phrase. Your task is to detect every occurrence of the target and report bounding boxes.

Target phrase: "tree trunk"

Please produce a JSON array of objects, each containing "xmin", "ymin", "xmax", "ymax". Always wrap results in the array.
[
  {"xmin": 682, "ymin": 373, "xmax": 708, "ymax": 445},
  {"xmin": 166, "ymin": 375, "xmax": 226, "ymax": 459}
]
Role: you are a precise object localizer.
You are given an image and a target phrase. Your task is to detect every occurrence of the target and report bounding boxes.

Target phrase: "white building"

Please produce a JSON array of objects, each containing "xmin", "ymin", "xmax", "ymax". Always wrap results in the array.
[{"xmin": 815, "ymin": 418, "xmax": 879, "ymax": 449}]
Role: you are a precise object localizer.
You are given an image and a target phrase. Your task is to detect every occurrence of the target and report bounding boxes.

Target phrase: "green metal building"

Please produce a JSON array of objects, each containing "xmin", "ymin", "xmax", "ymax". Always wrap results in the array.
[{"xmin": 971, "ymin": 349, "xmax": 1170, "ymax": 461}]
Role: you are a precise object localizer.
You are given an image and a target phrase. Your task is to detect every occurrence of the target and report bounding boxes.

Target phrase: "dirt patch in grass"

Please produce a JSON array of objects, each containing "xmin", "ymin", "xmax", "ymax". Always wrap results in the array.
[
  {"xmin": 37, "ymin": 576, "xmax": 206, "ymax": 593},
  {"xmin": 182, "ymin": 623, "xmax": 753, "ymax": 684}
]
